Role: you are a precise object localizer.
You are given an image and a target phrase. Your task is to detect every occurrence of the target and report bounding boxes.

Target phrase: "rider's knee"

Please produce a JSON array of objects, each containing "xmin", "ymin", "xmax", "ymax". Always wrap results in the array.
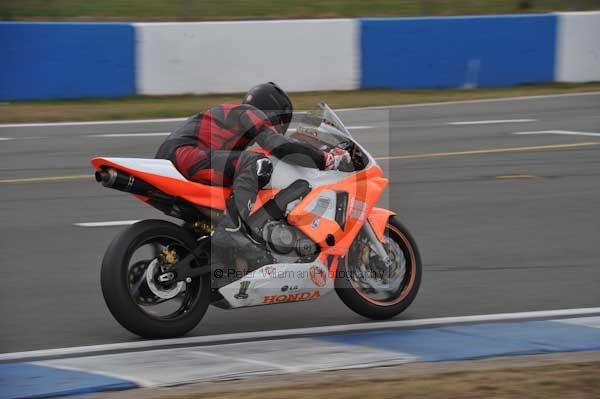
[
  {"xmin": 237, "ymin": 152, "xmax": 272, "ymax": 188},
  {"xmin": 255, "ymin": 157, "xmax": 272, "ymax": 188}
]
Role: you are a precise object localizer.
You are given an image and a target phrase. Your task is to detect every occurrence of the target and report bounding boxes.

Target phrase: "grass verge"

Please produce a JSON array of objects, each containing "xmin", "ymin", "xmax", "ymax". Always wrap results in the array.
[
  {"xmin": 150, "ymin": 361, "xmax": 600, "ymax": 399},
  {"xmin": 1, "ymin": 83, "xmax": 599, "ymax": 124},
  {"xmin": 2, "ymin": 0, "xmax": 599, "ymax": 21}
]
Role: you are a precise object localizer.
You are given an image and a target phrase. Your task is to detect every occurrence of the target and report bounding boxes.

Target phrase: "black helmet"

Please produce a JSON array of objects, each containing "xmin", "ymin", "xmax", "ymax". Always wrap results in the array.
[{"xmin": 243, "ymin": 82, "xmax": 293, "ymax": 134}]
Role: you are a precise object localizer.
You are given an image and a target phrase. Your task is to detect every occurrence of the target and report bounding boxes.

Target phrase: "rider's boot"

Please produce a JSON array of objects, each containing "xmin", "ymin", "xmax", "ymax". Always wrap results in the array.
[
  {"xmin": 211, "ymin": 152, "xmax": 273, "ymax": 258},
  {"xmin": 211, "ymin": 195, "xmax": 266, "ymax": 260}
]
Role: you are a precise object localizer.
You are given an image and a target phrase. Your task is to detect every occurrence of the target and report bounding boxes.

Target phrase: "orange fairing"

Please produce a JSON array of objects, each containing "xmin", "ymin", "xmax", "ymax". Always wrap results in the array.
[
  {"xmin": 91, "ymin": 157, "xmax": 231, "ymax": 209},
  {"xmin": 92, "ymin": 157, "xmax": 391, "ymax": 257},
  {"xmin": 368, "ymin": 208, "xmax": 396, "ymax": 241},
  {"xmin": 319, "ymin": 253, "xmax": 341, "ymax": 279},
  {"xmin": 288, "ymin": 164, "xmax": 388, "ymax": 256}
]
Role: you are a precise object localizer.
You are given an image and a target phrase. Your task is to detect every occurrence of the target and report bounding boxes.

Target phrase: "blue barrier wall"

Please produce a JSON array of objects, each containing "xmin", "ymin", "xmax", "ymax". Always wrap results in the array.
[
  {"xmin": 360, "ymin": 15, "xmax": 557, "ymax": 89},
  {"xmin": 3, "ymin": 13, "xmax": 594, "ymax": 101},
  {"xmin": 0, "ymin": 22, "xmax": 135, "ymax": 100}
]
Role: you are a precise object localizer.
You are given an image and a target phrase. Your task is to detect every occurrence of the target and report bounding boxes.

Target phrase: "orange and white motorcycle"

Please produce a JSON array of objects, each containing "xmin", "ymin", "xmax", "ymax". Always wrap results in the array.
[{"xmin": 93, "ymin": 103, "xmax": 422, "ymax": 338}]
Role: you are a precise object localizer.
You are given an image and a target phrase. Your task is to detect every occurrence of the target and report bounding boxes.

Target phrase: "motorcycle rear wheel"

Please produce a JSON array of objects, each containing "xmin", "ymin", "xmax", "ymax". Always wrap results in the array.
[
  {"xmin": 101, "ymin": 219, "xmax": 210, "ymax": 338},
  {"xmin": 335, "ymin": 217, "xmax": 422, "ymax": 320}
]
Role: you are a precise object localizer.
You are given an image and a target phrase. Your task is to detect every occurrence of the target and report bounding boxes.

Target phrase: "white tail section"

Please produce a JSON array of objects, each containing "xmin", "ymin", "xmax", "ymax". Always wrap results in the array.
[{"xmin": 103, "ymin": 157, "xmax": 187, "ymax": 181}]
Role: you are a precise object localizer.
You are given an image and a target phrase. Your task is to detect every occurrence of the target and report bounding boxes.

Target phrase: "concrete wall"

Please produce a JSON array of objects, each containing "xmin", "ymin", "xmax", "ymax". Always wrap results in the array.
[
  {"xmin": 135, "ymin": 20, "xmax": 359, "ymax": 95},
  {"xmin": 0, "ymin": 22, "xmax": 135, "ymax": 100},
  {"xmin": 555, "ymin": 12, "xmax": 600, "ymax": 82}
]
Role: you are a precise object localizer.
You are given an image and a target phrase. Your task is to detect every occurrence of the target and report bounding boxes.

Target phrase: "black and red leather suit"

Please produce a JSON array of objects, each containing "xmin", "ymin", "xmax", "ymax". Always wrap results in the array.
[{"xmin": 156, "ymin": 103, "xmax": 326, "ymax": 225}]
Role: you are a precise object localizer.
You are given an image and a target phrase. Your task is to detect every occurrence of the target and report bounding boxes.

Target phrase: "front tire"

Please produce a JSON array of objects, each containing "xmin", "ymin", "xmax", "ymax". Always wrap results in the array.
[
  {"xmin": 335, "ymin": 217, "xmax": 422, "ymax": 320},
  {"xmin": 101, "ymin": 219, "xmax": 210, "ymax": 338}
]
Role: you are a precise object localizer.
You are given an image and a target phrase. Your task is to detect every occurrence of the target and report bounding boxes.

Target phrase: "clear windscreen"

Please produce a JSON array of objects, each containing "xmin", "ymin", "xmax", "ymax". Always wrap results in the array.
[
  {"xmin": 285, "ymin": 104, "xmax": 370, "ymax": 171},
  {"xmin": 286, "ymin": 115, "xmax": 349, "ymax": 151}
]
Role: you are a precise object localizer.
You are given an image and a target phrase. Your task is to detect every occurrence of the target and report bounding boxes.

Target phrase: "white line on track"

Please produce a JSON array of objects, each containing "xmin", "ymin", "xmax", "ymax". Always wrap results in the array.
[
  {"xmin": 74, "ymin": 220, "xmax": 139, "ymax": 227},
  {"xmin": 0, "ymin": 136, "xmax": 49, "ymax": 141},
  {"xmin": 335, "ymin": 91, "xmax": 600, "ymax": 111},
  {"xmin": 3, "ymin": 91, "xmax": 598, "ymax": 129},
  {"xmin": 0, "ymin": 118, "xmax": 187, "ymax": 128},
  {"xmin": 447, "ymin": 119, "xmax": 537, "ymax": 125},
  {"xmin": 513, "ymin": 130, "xmax": 600, "ymax": 137},
  {"xmin": 2, "ymin": 307, "xmax": 599, "ymax": 362},
  {"xmin": 88, "ymin": 132, "xmax": 170, "ymax": 138},
  {"xmin": 287, "ymin": 126, "xmax": 372, "ymax": 132},
  {"xmin": 2, "ymin": 126, "xmax": 373, "ymax": 140},
  {"xmin": 88, "ymin": 126, "xmax": 373, "ymax": 136}
]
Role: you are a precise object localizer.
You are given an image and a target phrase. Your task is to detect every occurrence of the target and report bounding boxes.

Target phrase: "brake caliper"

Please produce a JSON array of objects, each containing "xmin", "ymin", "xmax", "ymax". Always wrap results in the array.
[
  {"xmin": 157, "ymin": 247, "xmax": 178, "ymax": 284},
  {"xmin": 160, "ymin": 247, "xmax": 178, "ymax": 265}
]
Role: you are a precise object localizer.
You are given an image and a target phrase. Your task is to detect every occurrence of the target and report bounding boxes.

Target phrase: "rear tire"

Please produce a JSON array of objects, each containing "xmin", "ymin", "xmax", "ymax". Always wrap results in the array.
[
  {"xmin": 335, "ymin": 217, "xmax": 422, "ymax": 320},
  {"xmin": 101, "ymin": 219, "xmax": 210, "ymax": 338}
]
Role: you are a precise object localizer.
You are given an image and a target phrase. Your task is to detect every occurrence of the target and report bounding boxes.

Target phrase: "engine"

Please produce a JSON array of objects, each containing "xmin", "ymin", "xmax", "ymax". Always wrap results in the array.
[{"xmin": 262, "ymin": 220, "xmax": 318, "ymax": 262}]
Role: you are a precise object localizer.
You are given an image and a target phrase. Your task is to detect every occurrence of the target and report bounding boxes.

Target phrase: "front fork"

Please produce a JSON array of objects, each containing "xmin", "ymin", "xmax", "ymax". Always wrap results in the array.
[
  {"xmin": 362, "ymin": 221, "xmax": 392, "ymax": 267},
  {"xmin": 353, "ymin": 221, "xmax": 397, "ymax": 292}
]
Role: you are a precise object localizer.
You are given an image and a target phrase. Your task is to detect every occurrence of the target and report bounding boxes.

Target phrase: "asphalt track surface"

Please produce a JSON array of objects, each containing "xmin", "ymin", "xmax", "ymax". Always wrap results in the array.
[{"xmin": 1, "ymin": 93, "xmax": 599, "ymax": 353}]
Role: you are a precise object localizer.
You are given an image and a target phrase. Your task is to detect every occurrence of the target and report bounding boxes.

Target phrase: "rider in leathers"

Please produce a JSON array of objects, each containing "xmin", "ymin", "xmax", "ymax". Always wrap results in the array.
[{"xmin": 156, "ymin": 82, "xmax": 349, "ymax": 255}]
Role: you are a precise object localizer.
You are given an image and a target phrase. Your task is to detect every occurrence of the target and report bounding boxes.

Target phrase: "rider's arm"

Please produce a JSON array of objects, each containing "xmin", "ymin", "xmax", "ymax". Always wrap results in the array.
[
  {"xmin": 256, "ymin": 130, "xmax": 326, "ymax": 169},
  {"xmin": 239, "ymin": 107, "xmax": 326, "ymax": 169}
]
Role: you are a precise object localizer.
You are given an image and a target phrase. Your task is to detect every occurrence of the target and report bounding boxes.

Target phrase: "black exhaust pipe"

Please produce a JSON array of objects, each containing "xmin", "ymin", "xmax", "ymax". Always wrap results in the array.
[{"xmin": 95, "ymin": 168, "xmax": 156, "ymax": 196}]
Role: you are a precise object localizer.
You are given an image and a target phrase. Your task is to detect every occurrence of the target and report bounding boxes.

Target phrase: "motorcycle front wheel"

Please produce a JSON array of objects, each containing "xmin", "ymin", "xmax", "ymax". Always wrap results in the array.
[
  {"xmin": 335, "ymin": 217, "xmax": 422, "ymax": 320},
  {"xmin": 101, "ymin": 219, "xmax": 210, "ymax": 338}
]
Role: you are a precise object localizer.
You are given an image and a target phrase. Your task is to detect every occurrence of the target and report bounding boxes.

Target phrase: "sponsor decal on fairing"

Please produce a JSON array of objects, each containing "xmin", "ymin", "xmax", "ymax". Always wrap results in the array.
[
  {"xmin": 218, "ymin": 261, "xmax": 333, "ymax": 308},
  {"xmin": 262, "ymin": 290, "xmax": 321, "ymax": 304},
  {"xmin": 309, "ymin": 266, "xmax": 327, "ymax": 288}
]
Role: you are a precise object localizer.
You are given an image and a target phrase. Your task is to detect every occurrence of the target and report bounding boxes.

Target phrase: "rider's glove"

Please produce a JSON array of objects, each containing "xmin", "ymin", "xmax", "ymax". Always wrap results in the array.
[{"xmin": 324, "ymin": 147, "xmax": 351, "ymax": 170}]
